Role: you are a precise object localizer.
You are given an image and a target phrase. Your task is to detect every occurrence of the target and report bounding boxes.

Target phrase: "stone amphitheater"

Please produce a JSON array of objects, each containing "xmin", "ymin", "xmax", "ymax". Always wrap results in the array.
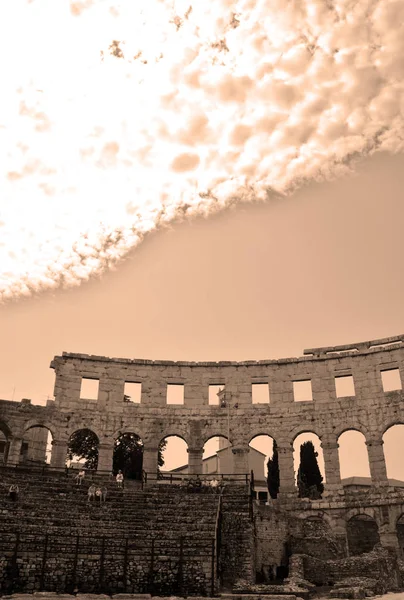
[{"xmin": 2, "ymin": 333, "xmax": 404, "ymax": 598}]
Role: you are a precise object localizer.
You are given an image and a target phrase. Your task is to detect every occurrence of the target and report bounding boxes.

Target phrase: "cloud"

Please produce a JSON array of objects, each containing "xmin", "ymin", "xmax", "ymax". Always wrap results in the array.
[{"xmin": 0, "ymin": 0, "xmax": 403, "ymax": 301}]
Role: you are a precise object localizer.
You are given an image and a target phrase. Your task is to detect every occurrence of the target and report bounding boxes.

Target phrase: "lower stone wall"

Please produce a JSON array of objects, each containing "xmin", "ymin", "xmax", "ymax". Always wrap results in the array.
[
  {"xmin": 220, "ymin": 492, "xmax": 254, "ymax": 589},
  {"xmin": 301, "ymin": 547, "xmax": 402, "ymax": 592},
  {"xmin": 289, "ymin": 517, "xmax": 346, "ymax": 560},
  {"xmin": 254, "ymin": 505, "xmax": 346, "ymax": 580},
  {"xmin": 0, "ymin": 532, "xmax": 212, "ymax": 596},
  {"xmin": 346, "ymin": 517, "xmax": 380, "ymax": 556},
  {"xmin": 254, "ymin": 505, "xmax": 289, "ymax": 579}
]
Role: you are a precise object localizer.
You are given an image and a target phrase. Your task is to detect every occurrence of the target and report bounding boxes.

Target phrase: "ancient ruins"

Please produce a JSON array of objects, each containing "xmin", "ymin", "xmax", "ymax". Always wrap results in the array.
[{"xmin": 1, "ymin": 333, "xmax": 404, "ymax": 596}]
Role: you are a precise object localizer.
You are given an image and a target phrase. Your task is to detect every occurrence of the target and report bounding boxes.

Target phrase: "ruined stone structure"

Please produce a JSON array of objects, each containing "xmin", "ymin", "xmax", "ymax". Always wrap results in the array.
[{"xmin": 2, "ymin": 333, "xmax": 404, "ymax": 594}]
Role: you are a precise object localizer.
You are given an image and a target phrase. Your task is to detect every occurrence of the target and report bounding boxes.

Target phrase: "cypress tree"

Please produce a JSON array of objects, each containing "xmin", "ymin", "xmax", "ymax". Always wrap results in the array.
[
  {"xmin": 267, "ymin": 439, "xmax": 280, "ymax": 499},
  {"xmin": 297, "ymin": 440, "xmax": 324, "ymax": 498}
]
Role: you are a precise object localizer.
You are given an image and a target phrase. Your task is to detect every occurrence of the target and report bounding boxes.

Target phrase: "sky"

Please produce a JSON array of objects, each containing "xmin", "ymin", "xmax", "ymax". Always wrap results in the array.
[{"xmin": 0, "ymin": 0, "xmax": 404, "ymax": 480}]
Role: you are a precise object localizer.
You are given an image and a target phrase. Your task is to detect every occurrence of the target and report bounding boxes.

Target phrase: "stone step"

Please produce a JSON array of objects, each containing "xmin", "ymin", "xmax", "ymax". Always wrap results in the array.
[{"xmin": 220, "ymin": 592, "xmax": 297, "ymax": 600}]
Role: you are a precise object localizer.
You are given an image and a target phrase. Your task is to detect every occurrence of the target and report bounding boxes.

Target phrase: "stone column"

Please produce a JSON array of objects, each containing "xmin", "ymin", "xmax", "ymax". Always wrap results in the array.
[
  {"xmin": 321, "ymin": 440, "xmax": 342, "ymax": 488},
  {"xmin": 97, "ymin": 442, "xmax": 114, "ymax": 473},
  {"xmin": 278, "ymin": 442, "xmax": 296, "ymax": 495},
  {"xmin": 187, "ymin": 447, "xmax": 203, "ymax": 474},
  {"xmin": 142, "ymin": 446, "xmax": 159, "ymax": 475},
  {"xmin": 231, "ymin": 445, "xmax": 250, "ymax": 474},
  {"xmin": 366, "ymin": 439, "xmax": 388, "ymax": 485},
  {"xmin": 7, "ymin": 437, "xmax": 22, "ymax": 467},
  {"xmin": 50, "ymin": 440, "xmax": 68, "ymax": 469},
  {"xmin": 379, "ymin": 530, "xmax": 400, "ymax": 552}
]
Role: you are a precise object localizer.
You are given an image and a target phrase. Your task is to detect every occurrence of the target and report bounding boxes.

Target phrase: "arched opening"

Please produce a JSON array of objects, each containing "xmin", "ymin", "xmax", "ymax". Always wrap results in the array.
[
  {"xmin": 202, "ymin": 435, "xmax": 230, "ymax": 475},
  {"xmin": 249, "ymin": 435, "xmax": 277, "ymax": 502},
  {"xmin": 293, "ymin": 432, "xmax": 325, "ymax": 499},
  {"xmin": 113, "ymin": 432, "xmax": 144, "ymax": 480},
  {"xmin": 0, "ymin": 422, "xmax": 11, "ymax": 464},
  {"xmin": 347, "ymin": 514, "xmax": 379, "ymax": 555},
  {"xmin": 396, "ymin": 514, "xmax": 404, "ymax": 556},
  {"xmin": 67, "ymin": 428, "xmax": 99, "ymax": 470},
  {"xmin": 22, "ymin": 425, "xmax": 53, "ymax": 465},
  {"xmin": 158, "ymin": 435, "xmax": 188, "ymax": 473},
  {"xmin": 383, "ymin": 424, "xmax": 404, "ymax": 481},
  {"xmin": 338, "ymin": 430, "xmax": 370, "ymax": 481}
]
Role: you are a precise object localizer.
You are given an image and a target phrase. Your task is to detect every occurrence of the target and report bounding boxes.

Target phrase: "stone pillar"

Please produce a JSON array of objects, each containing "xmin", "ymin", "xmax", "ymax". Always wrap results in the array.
[
  {"xmin": 231, "ymin": 445, "xmax": 249, "ymax": 474},
  {"xmin": 278, "ymin": 442, "xmax": 296, "ymax": 495},
  {"xmin": 187, "ymin": 447, "xmax": 203, "ymax": 474},
  {"xmin": 7, "ymin": 437, "xmax": 22, "ymax": 466},
  {"xmin": 366, "ymin": 439, "xmax": 388, "ymax": 485},
  {"xmin": 321, "ymin": 440, "xmax": 342, "ymax": 488},
  {"xmin": 142, "ymin": 446, "xmax": 159, "ymax": 475},
  {"xmin": 97, "ymin": 443, "xmax": 114, "ymax": 473},
  {"xmin": 379, "ymin": 529, "xmax": 400, "ymax": 552},
  {"xmin": 50, "ymin": 440, "xmax": 68, "ymax": 469}
]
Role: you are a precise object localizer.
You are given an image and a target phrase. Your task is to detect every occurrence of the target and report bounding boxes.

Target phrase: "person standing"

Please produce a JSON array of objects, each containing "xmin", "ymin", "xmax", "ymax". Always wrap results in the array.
[
  {"xmin": 87, "ymin": 484, "xmax": 96, "ymax": 502},
  {"xmin": 76, "ymin": 469, "xmax": 85, "ymax": 486},
  {"xmin": 8, "ymin": 484, "xmax": 19, "ymax": 502},
  {"xmin": 116, "ymin": 470, "xmax": 124, "ymax": 488}
]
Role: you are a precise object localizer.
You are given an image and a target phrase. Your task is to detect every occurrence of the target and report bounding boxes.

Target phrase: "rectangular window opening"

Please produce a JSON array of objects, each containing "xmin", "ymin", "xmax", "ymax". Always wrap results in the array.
[
  {"xmin": 381, "ymin": 368, "xmax": 402, "ymax": 392},
  {"xmin": 293, "ymin": 380, "xmax": 313, "ymax": 402},
  {"xmin": 335, "ymin": 374, "xmax": 355, "ymax": 398},
  {"xmin": 80, "ymin": 377, "xmax": 99, "ymax": 401},
  {"xmin": 166, "ymin": 384, "xmax": 185, "ymax": 405},
  {"xmin": 209, "ymin": 384, "xmax": 225, "ymax": 406},
  {"xmin": 124, "ymin": 382, "xmax": 142, "ymax": 404},
  {"xmin": 252, "ymin": 383, "xmax": 270, "ymax": 404}
]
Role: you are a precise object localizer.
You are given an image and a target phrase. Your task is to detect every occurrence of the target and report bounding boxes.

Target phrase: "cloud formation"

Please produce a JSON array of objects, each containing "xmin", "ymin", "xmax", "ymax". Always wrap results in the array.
[{"xmin": 0, "ymin": 0, "xmax": 403, "ymax": 300}]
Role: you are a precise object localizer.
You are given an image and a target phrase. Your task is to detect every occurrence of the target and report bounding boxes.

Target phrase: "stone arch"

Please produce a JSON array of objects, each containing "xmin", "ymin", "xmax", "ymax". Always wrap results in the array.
[
  {"xmin": 158, "ymin": 432, "xmax": 189, "ymax": 447},
  {"xmin": 158, "ymin": 434, "xmax": 189, "ymax": 473},
  {"xmin": 66, "ymin": 423, "xmax": 103, "ymax": 442},
  {"xmin": 0, "ymin": 419, "xmax": 12, "ymax": 438},
  {"xmin": 0, "ymin": 420, "xmax": 12, "ymax": 465},
  {"xmin": 383, "ymin": 423, "xmax": 404, "ymax": 481},
  {"xmin": 248, "ymin": 430, "xmax": 278, "ymax": 446},
  {"xmin": 289, "ymin": 426, "xmax": 323, "ymax": 443},
  {"xmin": 22, "ymin": 423, "xmax": 54, "ymax": 465},
  {"xmin": 396, "ymin": 513, "xmax": 404, "ymax": 556},
  {"xmin": 345, "ymin": 507, "xmax": 377, "ymax": 522},
  {"xmin": 249, "ymin": 434, "xmax": 277, "ymax": 500},
  {"xmin": 337, "ymin": 429, "xmax": 370, "ymax": 479},
  {"xmin": 22, "ymin": 419, "xmax": 57, "ymax": 440},
  {"xmin": 202, "ymin": 429, "xmax": 231, "ymax": 446},
  {"xmin": 333, "ymin": 422, "xmax": 370, "ymax": 440},
  {"xmin": 113, "ymin": 431, "xmax": 144, "ymax": 480},
  {"xmin": 382, "ymin": 419, "xmax": 404, "ymax": 436},
  {"xmin": 112, "ymin": 426, "xmax": 148, "ymax": 443},
  {"xmin": 298, "ymin": 510, "xmax": 335, "ymax": 529},
  {"xmin": 67, "ymin": 428, "xmax": 100, "ymax": 470},
  {"xmin": 346, "ymin": 513, "xmax": 380, "ymax": 556},
  {"xmin": 202, "ymin": 435, "xmax": 230, "ymax": 476}
]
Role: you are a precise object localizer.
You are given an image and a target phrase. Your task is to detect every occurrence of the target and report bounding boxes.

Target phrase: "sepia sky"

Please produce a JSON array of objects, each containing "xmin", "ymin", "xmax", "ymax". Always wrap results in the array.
[{"xmin": 1, "ymin": 0, "xmax": 404, "ymax": 480}]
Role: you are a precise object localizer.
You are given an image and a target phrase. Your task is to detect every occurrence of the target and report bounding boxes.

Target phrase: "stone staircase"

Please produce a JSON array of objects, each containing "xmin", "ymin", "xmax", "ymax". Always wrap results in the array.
[{"xmin": 0, "ymin": 470, "xmax": 221, "ymax": 596}]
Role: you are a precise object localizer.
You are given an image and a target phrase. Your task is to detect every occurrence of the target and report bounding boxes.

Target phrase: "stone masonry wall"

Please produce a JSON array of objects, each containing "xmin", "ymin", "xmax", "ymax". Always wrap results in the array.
[
  {"xmin": 2, "ymin": 334, "xmax": 404, "ymax": 497},
  {"xmin": 346, "ymin": 517, "xmax": 380, "ymax": 555},
  {"xmin": 301, "ymin": 546, "xmax": 401, "ymax": 591},
  {"xmin": 254, "ymin": 505, "xmax": 290, "ymax": 577},
  {"xmin": 220, "ymin": 489, "xmax": 254, "ymax": 589}
]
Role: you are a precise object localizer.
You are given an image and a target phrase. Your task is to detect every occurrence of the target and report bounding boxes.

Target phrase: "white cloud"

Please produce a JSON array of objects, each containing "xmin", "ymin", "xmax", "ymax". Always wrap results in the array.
[{"xmin": 0, "ymin": 0, "xmax": 403, "ymax": 300}]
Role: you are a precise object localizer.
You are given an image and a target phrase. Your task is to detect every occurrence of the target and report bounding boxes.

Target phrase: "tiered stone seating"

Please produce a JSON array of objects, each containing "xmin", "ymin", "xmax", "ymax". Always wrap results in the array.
[{"xmin": 0, "ymin": 469, "xmax": 224, "ymax": 596}]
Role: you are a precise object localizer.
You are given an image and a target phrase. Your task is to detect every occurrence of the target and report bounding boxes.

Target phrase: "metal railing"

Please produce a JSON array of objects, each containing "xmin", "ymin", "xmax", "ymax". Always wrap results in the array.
[
  {"xmin": 0, "ymin": 464, "xmax": 251, "ymax": 493},
  {"xmin": 143, "ymin": 471, "xmax": 250, "ymax": 486}
]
